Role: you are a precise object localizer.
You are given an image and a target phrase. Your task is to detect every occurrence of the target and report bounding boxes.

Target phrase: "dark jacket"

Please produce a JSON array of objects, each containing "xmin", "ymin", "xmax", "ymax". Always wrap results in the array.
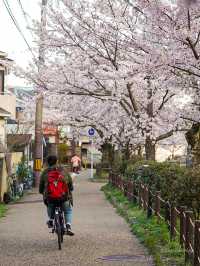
[{"xmin": 39, "ymin": 165, "xmax": 73, "ymax": 206}]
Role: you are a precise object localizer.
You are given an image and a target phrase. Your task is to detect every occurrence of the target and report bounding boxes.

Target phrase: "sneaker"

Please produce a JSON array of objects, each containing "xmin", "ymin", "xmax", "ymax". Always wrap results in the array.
[
  {"xmin": 65, "ymin": 224, "xmax": 74, "ymax": 236},
  {"xmin": 47, "ymin": 220, "xmax": 53, "ymax": 228}
]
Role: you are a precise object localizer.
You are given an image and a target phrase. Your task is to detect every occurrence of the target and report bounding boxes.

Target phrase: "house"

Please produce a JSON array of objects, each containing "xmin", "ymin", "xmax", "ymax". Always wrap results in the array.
[
  {"xmin": 0, "ymin": 51, "xmax": 18, "ymax": 201},
  {"xmin": 0, "ymin": 108, "xmax": 12, "ymax": 201},
  {"xmin": 155, "ymin": 133, "xmax": 187, "ymax": 164},
  {"xmin": 43, "ymin": 123, "xmax": 59, "ymax": 161}
]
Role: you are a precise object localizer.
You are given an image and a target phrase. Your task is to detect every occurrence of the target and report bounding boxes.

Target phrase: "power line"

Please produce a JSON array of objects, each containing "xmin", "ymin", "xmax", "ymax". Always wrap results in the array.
[
  {"xmin": 2, "ymin": 0, "xmax": 35, "ymax": 59},
  {"xmin": 3, "ymin": 0, "xmax": 34, "ymax": 57},
  {"xmin": 17, "ymin": 0, "xmax": 33, "ymax": 35},
  {"xmin": 18, "ymin": 0, "xmax": 29, "ymax": 26}
]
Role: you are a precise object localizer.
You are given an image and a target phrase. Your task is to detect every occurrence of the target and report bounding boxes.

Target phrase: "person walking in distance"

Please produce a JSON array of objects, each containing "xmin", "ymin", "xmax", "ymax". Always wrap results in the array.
[
  {"xmin": 39, "ymin": 155, "xmax": 74, "ymax": 236},
  {"xmin": 71, "ymin": 154, "xmax": 81, "ymax": 173}
]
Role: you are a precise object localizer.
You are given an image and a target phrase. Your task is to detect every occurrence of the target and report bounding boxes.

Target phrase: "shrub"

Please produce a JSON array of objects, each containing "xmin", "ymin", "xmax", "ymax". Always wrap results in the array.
[
  {"xmin": 58, "ymin": 143, "xmax": 68, "ymax": 164},
  {"xmin": 16, "ymin": 156, "xmax": 29, "ymax": 182},
  {"xmin": 123, "ymin": 160, "xmax": 200, "ymax": 219}
]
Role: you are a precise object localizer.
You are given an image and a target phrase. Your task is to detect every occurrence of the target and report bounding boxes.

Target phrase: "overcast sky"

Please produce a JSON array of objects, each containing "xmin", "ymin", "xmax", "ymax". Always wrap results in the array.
[{"xmin": 0, "ymin": 1, "xmax": 40, "ymax": 86}]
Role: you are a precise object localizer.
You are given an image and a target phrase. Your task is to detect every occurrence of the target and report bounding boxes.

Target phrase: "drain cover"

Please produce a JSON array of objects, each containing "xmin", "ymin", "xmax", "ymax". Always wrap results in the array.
[{"xmin": 97, "ymin": 254, "xmax": 149, "ymax": 262}]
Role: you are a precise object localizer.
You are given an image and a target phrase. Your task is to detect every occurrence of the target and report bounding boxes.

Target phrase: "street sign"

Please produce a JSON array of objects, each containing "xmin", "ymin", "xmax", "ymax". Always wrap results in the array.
[
  {"xmin": 88, "ymin": 128, "xmax": 95, "ymax": 136},
  {"xmin": 88, "ymin": 128, "xmax": 95, "ymax": 179}
]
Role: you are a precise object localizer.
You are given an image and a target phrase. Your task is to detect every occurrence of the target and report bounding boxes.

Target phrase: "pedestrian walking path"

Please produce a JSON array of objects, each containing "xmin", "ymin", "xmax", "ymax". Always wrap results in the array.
[{"xmin": 0, "ymin": 170, "xmax": 153, "ymax": 266}]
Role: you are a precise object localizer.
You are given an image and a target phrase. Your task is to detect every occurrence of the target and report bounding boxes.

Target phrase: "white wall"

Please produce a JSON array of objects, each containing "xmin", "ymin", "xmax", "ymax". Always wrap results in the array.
[{"xmin": 0, "ymin": 94, "xmax": 16, "ymax": 119}]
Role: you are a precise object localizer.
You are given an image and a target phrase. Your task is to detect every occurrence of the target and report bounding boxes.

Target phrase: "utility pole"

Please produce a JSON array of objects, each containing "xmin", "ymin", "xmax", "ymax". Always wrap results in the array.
[{"xmin": 34, "ymin": 0, "xmax": 47, "ymax": 187}]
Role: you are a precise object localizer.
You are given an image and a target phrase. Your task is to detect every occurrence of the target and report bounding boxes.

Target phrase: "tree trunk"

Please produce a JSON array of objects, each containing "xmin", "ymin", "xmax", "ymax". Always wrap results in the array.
[
  {"xmin": 137, "ymin": 145, "xmax": 143, "ymax": 157},
  {"xmin": 101, "ymin": 142, "xmax": 115, "ymax": 168},
  {"xmin": 145, "ymin": 137, "xmax": 156, "ymax": 161},
  {"xmin": 145, "ymin": 78, "xmax": 155, "ymax": 161},
  {"xmin": 123, "ymin": 141, "xmax": 131, "ymax": 160}
]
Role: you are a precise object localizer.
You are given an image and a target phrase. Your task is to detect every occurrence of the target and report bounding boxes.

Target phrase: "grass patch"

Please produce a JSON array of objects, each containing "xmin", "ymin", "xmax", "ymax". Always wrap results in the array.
[
  {"xmin": 88, "ymin": 172, "xmax": 108, "ymax": 183},
  {"xmin": 0, "ymin": 204, "xmax": 7, "ymax": 218},
  {"xmin": 102, "ymin": 183, "xmax": 190, "ymax": 266}
]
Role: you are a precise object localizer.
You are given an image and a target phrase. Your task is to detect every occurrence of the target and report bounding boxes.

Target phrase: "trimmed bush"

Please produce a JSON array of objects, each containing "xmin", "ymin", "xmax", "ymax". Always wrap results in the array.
[{"xmin": 122, "ymin": 160, "xmax": 200, "ymax": 219}]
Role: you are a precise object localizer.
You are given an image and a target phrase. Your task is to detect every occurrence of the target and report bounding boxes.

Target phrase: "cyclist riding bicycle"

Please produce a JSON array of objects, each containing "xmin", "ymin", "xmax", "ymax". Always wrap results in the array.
[
  {"xmin": 39, "ymin": 155, "xmax": 74, "ymax": 236},
  {"xmin": 71, "ymin": 154, "xmax": 81, "ymax": 174}
]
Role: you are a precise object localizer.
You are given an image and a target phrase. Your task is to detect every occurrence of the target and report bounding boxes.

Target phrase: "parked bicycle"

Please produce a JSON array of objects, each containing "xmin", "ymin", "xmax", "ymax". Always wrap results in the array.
[
  {"xmin": 9, "ymin": 174, "xmax": 22, "ymax": 197},
  {"xmin": 51, "ymin": 204, "xmax": 65, "ymax": 250}
]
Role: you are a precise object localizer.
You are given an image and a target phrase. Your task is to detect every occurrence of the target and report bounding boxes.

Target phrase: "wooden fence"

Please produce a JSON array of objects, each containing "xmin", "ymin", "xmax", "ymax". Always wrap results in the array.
[{"xmin": 109, "ymin": 173, "xmax": 200, "ymax": 266}]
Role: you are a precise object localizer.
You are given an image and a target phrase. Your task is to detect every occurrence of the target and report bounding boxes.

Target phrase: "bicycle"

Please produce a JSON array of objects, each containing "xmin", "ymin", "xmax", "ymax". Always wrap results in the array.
[{"xmin": 51, "ymin": 204, "xmax": 65, "ymax": 250}]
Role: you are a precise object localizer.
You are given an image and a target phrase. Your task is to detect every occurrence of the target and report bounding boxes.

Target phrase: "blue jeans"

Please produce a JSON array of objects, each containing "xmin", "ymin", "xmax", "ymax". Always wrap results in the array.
[{"xmin": 47, "ymin": 201, "xmax": 72, "ymax": 225}]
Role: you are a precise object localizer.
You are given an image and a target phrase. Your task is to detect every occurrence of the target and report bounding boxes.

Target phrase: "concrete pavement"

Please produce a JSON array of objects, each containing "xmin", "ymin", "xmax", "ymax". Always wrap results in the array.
[{"xmin": 0, "ymin": 170, "xmax": 153, "ymax": 266}]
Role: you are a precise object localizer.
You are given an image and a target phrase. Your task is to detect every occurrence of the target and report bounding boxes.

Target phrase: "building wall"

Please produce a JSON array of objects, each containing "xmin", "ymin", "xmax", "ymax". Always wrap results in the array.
[
  {"xmin": 156, "ymin": 145, "xmax": 186, "ymax": 162},
  {"xmin": 0, "ymin": 152, "xmax": 23, "ymax": 201},
  {"xmin": 11, "ymin": 152, "xmax": 23, "ymax": 173},
  {"xmin": 0, "ymin": 94, "xmax": 16, "ymax": 119},
  {"xmin": 0, "ymin": 119, "xmax": 5, "ymax": 145},
  {"xmin": 0, "ymin": 156, "xmax": 8, "ymax": 201}
]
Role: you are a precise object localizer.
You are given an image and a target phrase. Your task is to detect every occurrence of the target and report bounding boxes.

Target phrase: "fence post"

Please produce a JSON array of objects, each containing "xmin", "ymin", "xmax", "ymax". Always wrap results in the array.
[
  {"xmin": 111, "ymin": 172, "xmax": 113, "ymax": 185},
  {"xmin": 180, "ymin": 206, "xmax": 186, "ymax": 248},
  {"xmin": 185, "ymin": 211, "xmax": 193, "ymax": 264},
  {"xmin": 170, "ymin": 206, "xmax": 177, "ymax": 240},
  {"xmin": 124, "ymin": 180, "xmax": 128, "ymax": 197},
  {"xmin": 117, "ymin": 176, "xmax": 119, "ymax": 189},
  {"xmin": 132, "ymin": 181, "xmax": 137, "ymax": 204},
  {"xmin": 120, "ymin": 177, "xmax": 123, "ymax": 191},
  {"xmin": 194, "ymin": 220, "xmax": 200, "ymax": 266},
  {"xmin": 128, "ymin": 181, "xmax": 133, "ymax": 202},
  {"xmin": 165, "ymin": 201, "xmax": 170, "ymax": 230},
  {"xmin": 129, "ymin": 181, "xmax": 133, "ymax": 202},
  {"xmin": 144, "ymin": 185, "xmax": 148, "ymax": 211},
  {"xmin": 141, "ymin": 183, "xmax": 145, "ymax": 210},
  {"xmin": 119, "ymin": 176, "xmax": 122, "ymax": 190},
  {"xmin": 147, "ymin": 187, "xmax": 152, "ymax": 218},
  {"xmin": 127, "ymin": 181, "xmax": 130, "ymax": 201},
  {"xmin": 131, "ymin": 181, "xmax": 134, "ymax": 201},
  {"xmin": 138, "ymin": 182, "xmax": 142, "ymax": 208},
  {"xmin": 155, "ymin": 191, "xmax": 161, "ymax": 220}
]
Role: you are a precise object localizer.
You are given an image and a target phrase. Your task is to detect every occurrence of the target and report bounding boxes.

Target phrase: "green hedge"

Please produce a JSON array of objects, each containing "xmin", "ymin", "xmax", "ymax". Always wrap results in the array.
[{"xmin": 123, "ymin": 160, "xmax": 200, "ymax": 219}]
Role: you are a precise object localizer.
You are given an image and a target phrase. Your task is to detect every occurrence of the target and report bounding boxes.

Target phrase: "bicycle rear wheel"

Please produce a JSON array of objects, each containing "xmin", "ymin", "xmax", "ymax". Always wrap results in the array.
[
  {"xmin": 60, "ymin": 214, "xmax": 65, "ymax": 243},
  {"xmin": 55, "ymin": 213, "xmax": 62, "ymax": 250}
]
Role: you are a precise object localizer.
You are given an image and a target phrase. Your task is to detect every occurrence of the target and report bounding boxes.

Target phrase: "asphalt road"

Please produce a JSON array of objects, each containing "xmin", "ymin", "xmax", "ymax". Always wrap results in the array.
[{"xmin": 0, "ymin": 170, "xmax": 153, "ymax": 266}]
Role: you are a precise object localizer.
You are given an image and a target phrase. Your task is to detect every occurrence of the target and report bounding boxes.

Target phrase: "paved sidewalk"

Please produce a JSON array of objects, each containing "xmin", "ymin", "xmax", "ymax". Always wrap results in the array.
[{"xmin": 0, "ymin": 170, "xmax": 153, "ymax": 266}]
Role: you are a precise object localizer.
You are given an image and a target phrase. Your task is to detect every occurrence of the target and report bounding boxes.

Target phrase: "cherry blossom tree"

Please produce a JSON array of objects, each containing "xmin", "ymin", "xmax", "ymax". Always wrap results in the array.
[{"xmin": 20, "ymin": 0, "xmax": 198, "ymax": 160}]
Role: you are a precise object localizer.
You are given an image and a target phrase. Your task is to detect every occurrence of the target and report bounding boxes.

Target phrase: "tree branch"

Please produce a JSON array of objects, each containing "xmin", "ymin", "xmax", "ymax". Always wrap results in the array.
[{"xmin": 186, "ymin": 37, "xmax": 199, "ymax": 60}]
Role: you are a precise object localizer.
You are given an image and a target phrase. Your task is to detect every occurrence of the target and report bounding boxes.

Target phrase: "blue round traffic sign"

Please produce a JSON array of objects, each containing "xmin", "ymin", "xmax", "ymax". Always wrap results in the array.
[{"xmin": 88, "ymin": 128, "xmax": 95, "ymax": 136}]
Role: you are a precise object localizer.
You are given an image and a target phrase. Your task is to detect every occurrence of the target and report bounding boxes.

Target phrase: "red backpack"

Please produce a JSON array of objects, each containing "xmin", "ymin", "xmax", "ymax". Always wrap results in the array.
[{"xmin": 47, "ymin": 169, "xmax": 68, "ymax": 201}]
